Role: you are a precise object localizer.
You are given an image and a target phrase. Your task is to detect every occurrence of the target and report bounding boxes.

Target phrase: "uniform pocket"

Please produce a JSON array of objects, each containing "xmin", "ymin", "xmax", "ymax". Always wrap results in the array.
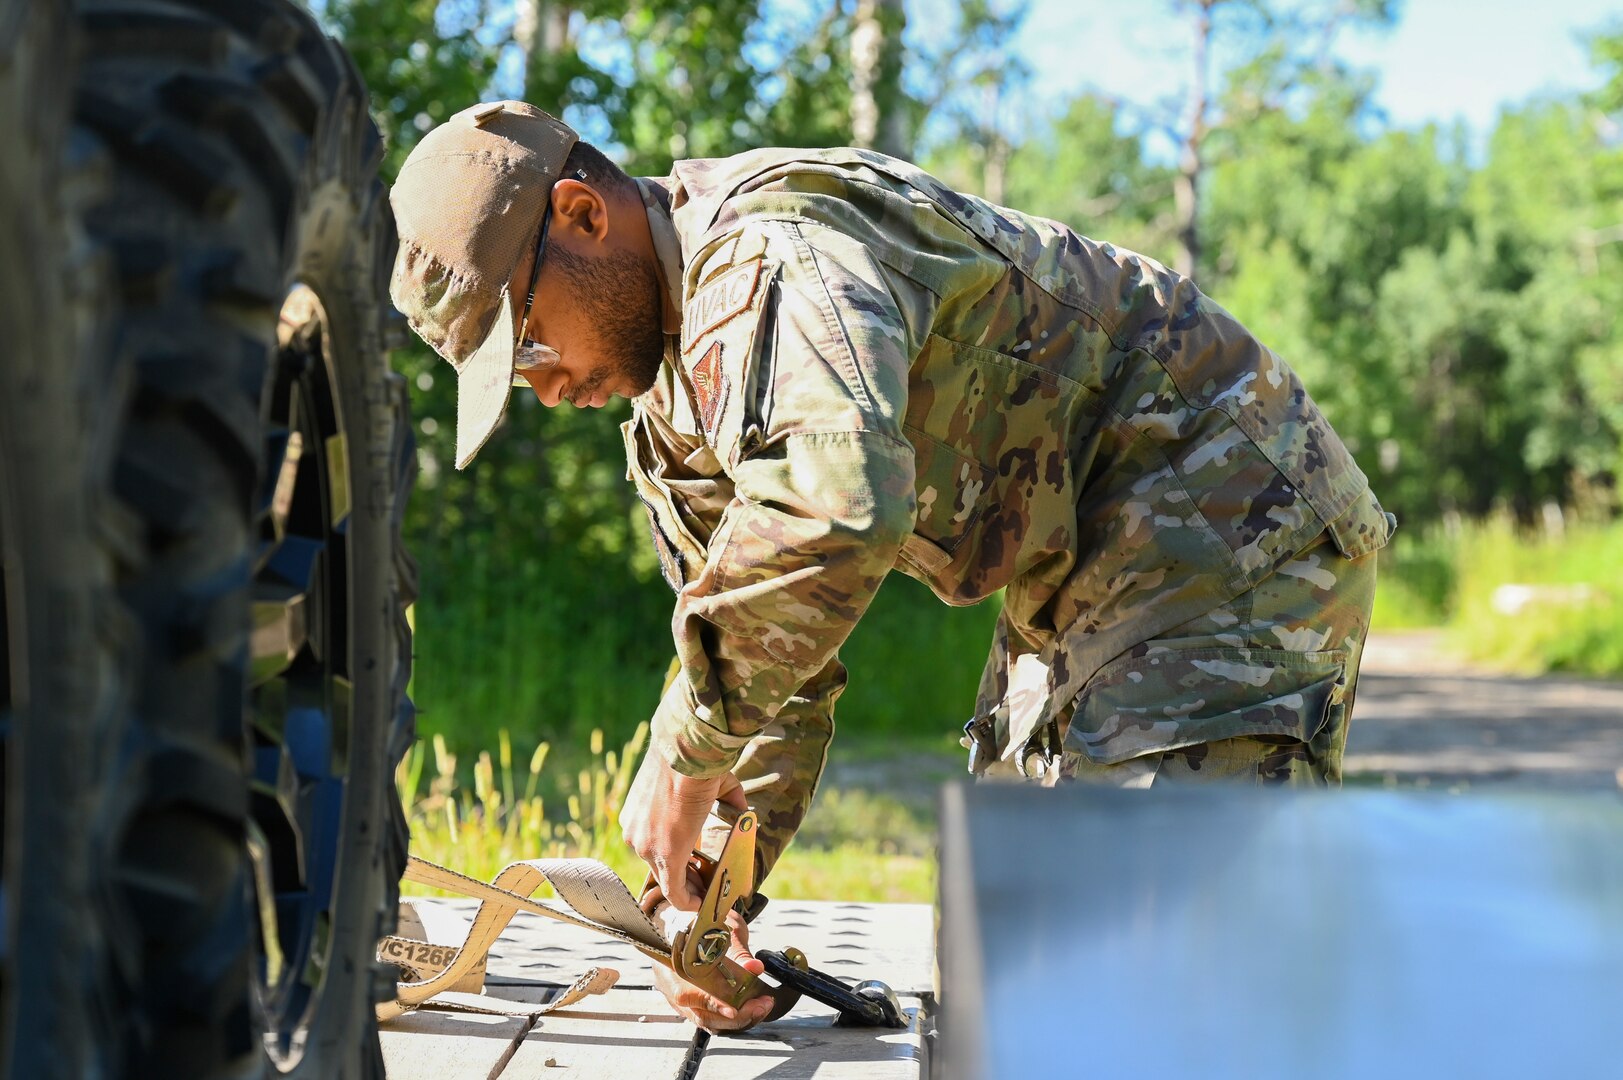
[
  {"xmin": 622, "ymin": 414, "xmax": 709, "ymax": 592},
  {"xmin": 1064, "ymin": 647, "xmax": 1346, "ymax": 765},
  {"xmin": 895, "ymin": 424, "xmax": 995, "ymax": 595}
]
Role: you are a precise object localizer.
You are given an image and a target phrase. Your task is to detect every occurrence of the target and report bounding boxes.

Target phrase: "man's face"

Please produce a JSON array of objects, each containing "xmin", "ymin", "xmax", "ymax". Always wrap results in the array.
[{"xmin": 511, "ymin": 233, "xmax": 665, "ymax": 409}]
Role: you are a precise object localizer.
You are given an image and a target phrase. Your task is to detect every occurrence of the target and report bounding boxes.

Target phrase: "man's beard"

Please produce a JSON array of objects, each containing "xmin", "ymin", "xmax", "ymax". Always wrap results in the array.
[{"xmin": 550, "ymin": 245, "xmax": 666, "ymax": 402}]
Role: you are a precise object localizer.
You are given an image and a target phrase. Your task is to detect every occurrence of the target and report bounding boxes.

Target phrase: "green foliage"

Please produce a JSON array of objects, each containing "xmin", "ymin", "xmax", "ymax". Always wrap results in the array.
[
  {"xmin": 1585, "ymin": 25, "xmax": 1623, "ymax": 117},
  {"xmin": 409, "ymin": 544, "xmax": 1000, "ymax": 767},
  {"xmin": 1000, "ymin": 94, "xmax": 1177, "ymax": 262},
  {"xmin": 1372, "ymin": 517, "xmax": 1623, "ymax": 677},
  {"xmin": 1370, "ymin": 531, "xmax": 1456, "ymax": 630},
  {"xmin": 1202, "ymin": 91, "xmax": 1623, "ymax": 529},
  {"xmin": 998, "ymin": 3, "xmax": 1623, "ymax": 535},
  {"xmin": 315, "ymin": 3, "xmax": 1623, "ymax": 776},
  {"xmin": 399, "ymin": 724, "xmax": 935, "ymax": 902},
  {"xmin": 315, "ymin": 0, "xmax": 500, "ymax": 180},
  {"xmin": 1444, "ymin": 518, "xmax": 1623, "ymax": 677},
  {"xmin": 407, "ymin": 539, "xmax": 673, "ymax": 758},
  {"xmin": 911, "ymin": 0, "xmax": 1031, "ymax": 195},
  {"xmin": 836, "ymin": 575, "xmax": 1001, "ymax": 736}
]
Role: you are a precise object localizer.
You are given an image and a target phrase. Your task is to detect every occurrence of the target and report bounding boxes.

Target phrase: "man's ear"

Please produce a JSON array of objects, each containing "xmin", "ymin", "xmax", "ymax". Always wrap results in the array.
[{"xmin": 550, "ymin": 179, "xmax": 609, "ymax": 244}]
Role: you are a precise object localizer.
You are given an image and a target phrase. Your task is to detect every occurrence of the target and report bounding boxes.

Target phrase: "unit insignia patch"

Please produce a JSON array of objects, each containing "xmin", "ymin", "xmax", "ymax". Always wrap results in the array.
[{"xmin": 692, "ymin": 340, "xmax": 727, "ymax": 444}]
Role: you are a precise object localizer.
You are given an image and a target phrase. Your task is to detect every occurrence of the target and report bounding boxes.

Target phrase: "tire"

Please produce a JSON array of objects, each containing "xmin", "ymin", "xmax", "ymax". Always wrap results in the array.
[
  {"xmin": 0, "ymin": 3, "xmax": 120, "ymax": 1078},
  {"xmin": 70, "ymin": 0, "xmax": 417, "ymax": 1075}
]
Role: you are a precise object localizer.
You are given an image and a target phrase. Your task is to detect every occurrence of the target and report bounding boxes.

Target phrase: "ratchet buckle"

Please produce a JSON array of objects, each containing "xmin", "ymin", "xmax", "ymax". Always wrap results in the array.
[{"xmin": 643, "ymin": 809, "xmax": 906, "ymax": 1028}]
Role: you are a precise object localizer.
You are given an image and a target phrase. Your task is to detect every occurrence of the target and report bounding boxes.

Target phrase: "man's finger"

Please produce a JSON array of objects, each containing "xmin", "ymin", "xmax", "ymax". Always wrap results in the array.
[
  {"xmin": 654, "ymin": 964, "xmax": 776, "ymax": 1031},
  {"xmin": 715, "ymin": 772, "xmax": 749, "ymax": 811},
  {"xmin": 724, "ymin": 911, "xmax": 764, "ymax": 975},
  {"xmin": 686, "ymin": 995, "xmax": 776, "ymax": 1033},
  {"xmin": 658, "ymin": 859, "xmax": 698, "ymax": 911},
  {"xmin": 725, "ymin": 942, "xmax": 765, "ymax": 977}
]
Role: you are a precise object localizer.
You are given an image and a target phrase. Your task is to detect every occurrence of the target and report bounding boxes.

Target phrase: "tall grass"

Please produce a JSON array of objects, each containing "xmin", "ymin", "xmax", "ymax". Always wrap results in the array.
[
  {"xmin": 397, "ymin": 724, "xmax": 936, "ymax": 903},
  {"xmin": 400, "ymin": 563, "xmax": 970, "ymax": 906},
  {"xmin": 1375, "ymin": 515, "xmax": 1623, "ymax": 677},
  {"xmin": 1371, "ymin": 528, "xmax": 1456, "ymax": 629},
  {"xmin": 398, "ymin": 724, "xmax": 647, "ymax": 893},
  {"xmin": 408, "ymin": 556, "xmax": 1000, "ymax": 768},
  {"xmin": 1442, "ymin": 518, "xmax": 1623, "ymax": 676}
]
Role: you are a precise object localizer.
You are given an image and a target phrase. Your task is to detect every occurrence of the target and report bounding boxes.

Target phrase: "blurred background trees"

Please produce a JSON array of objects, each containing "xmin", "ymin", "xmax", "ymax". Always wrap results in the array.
[{"xmin": 311, "ymin": 0, "xmax": 1623, "ymax": 754}]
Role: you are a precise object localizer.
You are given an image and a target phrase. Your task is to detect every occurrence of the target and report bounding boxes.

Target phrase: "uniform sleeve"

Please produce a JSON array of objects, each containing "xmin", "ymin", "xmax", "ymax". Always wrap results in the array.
[
  {"xmin": 695, "ymin": 655, "xmax": 846, "ymax": 886},
  {"xmin": 650, "ymin": 218, "xmax": 934, "ymax": 780}
]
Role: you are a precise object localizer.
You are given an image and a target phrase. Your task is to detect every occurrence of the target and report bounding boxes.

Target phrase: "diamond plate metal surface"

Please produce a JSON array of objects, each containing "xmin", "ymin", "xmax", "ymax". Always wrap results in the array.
[{"xmin": 420, "ymin": 897, "xmax": 934, "ymax": 995}]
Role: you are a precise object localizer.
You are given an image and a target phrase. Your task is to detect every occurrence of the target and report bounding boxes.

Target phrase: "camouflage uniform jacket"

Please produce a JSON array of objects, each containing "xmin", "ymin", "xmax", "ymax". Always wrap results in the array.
[{"xmin": 629, "ymin": 149, "xmax": 1392, "ymax": 870}]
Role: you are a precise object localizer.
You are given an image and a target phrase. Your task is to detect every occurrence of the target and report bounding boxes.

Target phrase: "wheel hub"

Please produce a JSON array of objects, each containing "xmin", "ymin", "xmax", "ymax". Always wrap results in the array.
[{"xmin": 250, "ymin": 284, "xmax": 355, "ymax": 1069}]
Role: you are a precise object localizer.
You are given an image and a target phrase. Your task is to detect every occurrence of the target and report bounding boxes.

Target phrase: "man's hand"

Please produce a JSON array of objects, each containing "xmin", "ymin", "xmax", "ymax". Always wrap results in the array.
[
  {"xmin": 650, "ymin": 907, "xmax": 775, "ymax": 1032},
  {"xmin": 622, "ymin": 751, "xmax": 772, "ymax": 1030},
  {"xmin": 620, "ymin": 749, "xmax": 747, "ymax": 911}
]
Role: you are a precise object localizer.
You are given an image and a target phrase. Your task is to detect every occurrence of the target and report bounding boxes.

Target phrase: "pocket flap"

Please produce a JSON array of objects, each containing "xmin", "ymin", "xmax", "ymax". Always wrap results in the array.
[
  {"xmin": 1326, "ymin": 487, "xmax": 1396, "ymax": 560},
  {"xmin": 904, "ymin": 424, "xmax": 994, "ymax": 553},
  {"xmin": 898, "ymin": 533, "xmax": 952, "ymax": 575},
  {"xmin": 1065, "ymin": 647, "xmax": 1346, "ymax": 765},
  {"xmin": 623, "ymin": 413, "xmax": 709, "ymax": 593}
]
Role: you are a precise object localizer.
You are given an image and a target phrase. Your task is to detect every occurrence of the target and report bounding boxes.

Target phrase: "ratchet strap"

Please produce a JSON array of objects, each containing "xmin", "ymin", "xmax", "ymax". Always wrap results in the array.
[
  {"xmin": 377, "ymin": 854, "xmax": 665, "ymax": 1021},
  {"xmin": 376, "ymin": 811, "xmax": 793, "ymax": 1023}
]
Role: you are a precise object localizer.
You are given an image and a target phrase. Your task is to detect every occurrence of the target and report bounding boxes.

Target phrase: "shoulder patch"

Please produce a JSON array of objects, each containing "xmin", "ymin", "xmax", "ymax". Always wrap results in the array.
[
  {"xmin": 684, "ymin": 259, "xmax": 762, "ymax": 352},
  {"xmin": 692, "ymin": 341, "xmax": 728, "ymax": 443}
]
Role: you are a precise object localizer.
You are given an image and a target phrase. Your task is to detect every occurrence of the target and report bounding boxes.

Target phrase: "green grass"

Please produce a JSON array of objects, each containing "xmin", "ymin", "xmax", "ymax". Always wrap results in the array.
[
  {"xmin": 1374, "ymin": 515, "xmax": 1623, "ymax": 677},
  {"xmin": 397, "ymin": 568, "xmax": 980, "ymax": 907},
  {"xmin": 406, "ymin": 558, "xmax": 677, "ymax": 770},
  {"xmin": 1371, "ymin": 528, "xmax": 1457, "ymax": 629},
  {"xmin": 399, "ymin": 725, "xmax": 937, "ymax": 904},
  {"xmin": 406, "ymin": 555, "xmax": 1000, "ymax": 800},
  {"xmin": 1442, "ymin": 517, "xmax": 1623, "ymax": 677}
]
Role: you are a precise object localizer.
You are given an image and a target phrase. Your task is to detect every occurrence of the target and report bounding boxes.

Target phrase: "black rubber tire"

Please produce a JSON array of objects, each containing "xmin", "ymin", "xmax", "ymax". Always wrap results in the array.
[
  {"xmin": 0, "ymin": 3, "xmax": 120, "ymax": 1078},
  {"xmin": 70, "ymin": 0, "xmax": 416, "ymax": 1075}
]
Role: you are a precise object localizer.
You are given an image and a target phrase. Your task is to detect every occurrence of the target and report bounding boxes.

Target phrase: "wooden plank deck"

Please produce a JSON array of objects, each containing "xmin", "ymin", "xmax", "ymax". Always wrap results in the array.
[{"xmin": 380, "ymin": 899, "xmax": 935, "ymax": 1079}]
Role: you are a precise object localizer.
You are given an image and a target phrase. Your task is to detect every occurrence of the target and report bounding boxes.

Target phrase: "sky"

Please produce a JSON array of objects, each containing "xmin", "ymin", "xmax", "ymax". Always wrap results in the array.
[{"xmin": 998, "ymin": 0, "xmax": 1618, "ymax": 138}]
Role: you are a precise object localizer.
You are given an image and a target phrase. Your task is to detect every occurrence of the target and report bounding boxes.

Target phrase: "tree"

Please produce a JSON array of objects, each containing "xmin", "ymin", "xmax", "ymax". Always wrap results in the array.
[
  {"xmin": 314, "ymin": 0, "xmax": 1040, "ymax": 748},
  {"xmin": 514, "ymin": 0, "xmax": 572, "ymax": 87},
  {"xmin": 1587, "ymin": 25, "xmax": 1623, "ymax": 117},
  {"xmin": 913, "ymin": 0, "xmax": 1030, "ymax": 202},
  {"xmin": 1072, "ymin": 0, "xmax": 1396, "ymax": 279},
  {"xmin": 1001, "ymin": 94, "xmax": 1178, "ymax": 264},
  {"xmin": 319, "ymin": 0, "xmax": 501, "ymax": 179},
  {"xmin": 851, "ymin": 0, "xmax": 908, "ymax": 156},
  {"xmin": 1205, "ymin": 78, "xmax": 1623, "ymax": 527}
]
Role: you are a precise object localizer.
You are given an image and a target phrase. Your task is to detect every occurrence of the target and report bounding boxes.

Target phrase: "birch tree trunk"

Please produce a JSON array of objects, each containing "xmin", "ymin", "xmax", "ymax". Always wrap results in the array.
[
  {"xmin": 516, "ymin": 0, "xmax": 572, "ymax": 98},
  {"xmin": 1173, "ymin": 0, "xmax": 1213, "ymax": 280},
  {"xmin": 982, "ymin": 79, "xmax": 1008, "ymax": 204},
  {"xmin": 851, "ymin": 0, "xmax": 907, "ymax": 157}
]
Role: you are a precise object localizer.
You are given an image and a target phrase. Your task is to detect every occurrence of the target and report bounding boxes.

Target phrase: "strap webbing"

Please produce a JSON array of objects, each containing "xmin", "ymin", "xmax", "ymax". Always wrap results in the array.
[{"xmin": 377, "ymin": 855, "xmax": 678, "ymax": 1023}]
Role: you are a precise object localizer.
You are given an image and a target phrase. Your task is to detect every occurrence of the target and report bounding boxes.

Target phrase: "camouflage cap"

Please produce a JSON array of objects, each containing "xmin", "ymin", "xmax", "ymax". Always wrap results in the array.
[{"xmin": 389, "ymin": 101, "xmax": 578, "ymax": 468}]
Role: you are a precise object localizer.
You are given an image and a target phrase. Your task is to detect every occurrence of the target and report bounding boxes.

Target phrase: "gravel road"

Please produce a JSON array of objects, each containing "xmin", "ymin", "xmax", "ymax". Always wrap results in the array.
[{"xmin": 1347, "ymin": 631, "xmax": 1623, "ymax": 792}]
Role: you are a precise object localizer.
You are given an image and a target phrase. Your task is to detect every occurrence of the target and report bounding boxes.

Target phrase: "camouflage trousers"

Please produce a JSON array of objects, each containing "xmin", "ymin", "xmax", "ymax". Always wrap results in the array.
[{"xmin": 1048, "ymin": 530, "xmax": 1378, "ymax": 788}]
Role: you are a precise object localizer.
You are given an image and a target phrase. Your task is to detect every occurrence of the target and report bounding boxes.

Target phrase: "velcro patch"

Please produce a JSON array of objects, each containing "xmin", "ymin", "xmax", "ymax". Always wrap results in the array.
[
  {"xmin": 691, "ymin": 341, "xmax": 728, "ymax": 443},
  {"xmin": 684, "ymin": 260, "xmax": 762, "ymax": 352}
]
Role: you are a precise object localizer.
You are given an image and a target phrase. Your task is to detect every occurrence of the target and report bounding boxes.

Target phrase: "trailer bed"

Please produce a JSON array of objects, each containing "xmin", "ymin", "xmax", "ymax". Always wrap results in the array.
[{"xmin": 380, "ymin": 898, "xmax": 934, "ymax": 1079}]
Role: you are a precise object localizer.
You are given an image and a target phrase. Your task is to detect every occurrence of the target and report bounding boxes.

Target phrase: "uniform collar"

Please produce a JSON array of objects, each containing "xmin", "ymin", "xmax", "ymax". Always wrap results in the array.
[{"xmin": 636, "ymin": 176, "xmax": 684, "ymax": 337}]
